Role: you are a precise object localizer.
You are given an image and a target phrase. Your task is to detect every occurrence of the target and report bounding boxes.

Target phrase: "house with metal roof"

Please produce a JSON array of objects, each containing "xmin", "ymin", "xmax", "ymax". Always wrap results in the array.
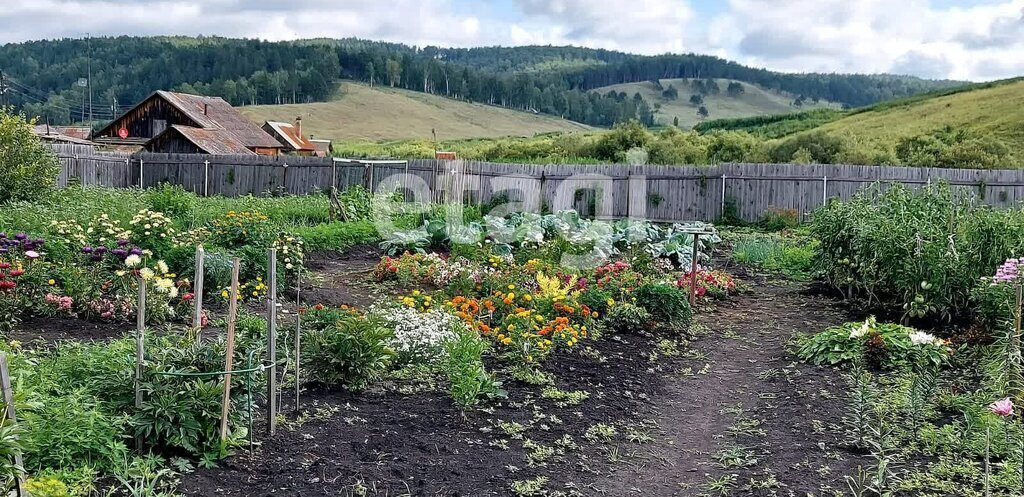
[{"xmin": 93, "ymin": 90, "xmax": 283, "ymax": 155}]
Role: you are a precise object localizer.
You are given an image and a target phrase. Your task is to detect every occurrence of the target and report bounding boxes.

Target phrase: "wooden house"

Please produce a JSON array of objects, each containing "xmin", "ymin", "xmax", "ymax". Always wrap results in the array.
[
  {"xmin": 262, "ymin": 118, "xmax": 317, "ymax": 156},
  {"xmin": 94, "ymin": 91, "xmax": 282, "ymax": 155}
]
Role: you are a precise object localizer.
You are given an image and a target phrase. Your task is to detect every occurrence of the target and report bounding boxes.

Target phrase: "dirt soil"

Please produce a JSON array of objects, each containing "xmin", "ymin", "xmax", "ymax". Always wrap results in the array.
[
  {"xmin": 10, "ymin": 316, "xmax": 134, "ymax": 345},
  {"xmin": 181, "ymin": 267, "xmax": 870, "ymax": 496},
  {"xmin": 293, "ymin": 245, "xmax": 389, "ymax": 309}
]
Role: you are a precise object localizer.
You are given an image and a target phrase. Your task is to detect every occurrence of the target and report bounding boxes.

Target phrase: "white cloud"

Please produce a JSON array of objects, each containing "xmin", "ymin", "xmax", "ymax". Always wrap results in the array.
[
  {"xmin": 0, "ymin": 0, "xmax": 1022, "ymax": 81},
  {"xmin": 707, "ymin": 0, "xmax": 1024, "ymax": 80}
]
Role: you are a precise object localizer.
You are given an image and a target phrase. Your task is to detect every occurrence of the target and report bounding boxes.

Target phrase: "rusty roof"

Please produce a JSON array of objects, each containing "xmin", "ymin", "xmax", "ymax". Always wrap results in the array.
[
  {"xmin": 157, "ymin": 91, "xmax": 282, "ymax": 150},
  {"xmin": 263, "ymin": 121, "xmax": 316, "ymax": 151},
  {"xmin": 32, "ymin": 125, "xmax": 93, "ymax": 140},
  {"xmin": 152, "ymin": 125, "xmax": 256, "ymax": 155}
]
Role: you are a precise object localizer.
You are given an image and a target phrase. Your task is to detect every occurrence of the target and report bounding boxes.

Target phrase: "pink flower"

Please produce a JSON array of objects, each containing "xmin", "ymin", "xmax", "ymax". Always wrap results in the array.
[
  {"xmin": 24, "ymin": 250, "xmax": 39, "ymax": 259},
  {"xmin": 989, "ymin": 398, "xmax": 1014, "ymax": 417}
]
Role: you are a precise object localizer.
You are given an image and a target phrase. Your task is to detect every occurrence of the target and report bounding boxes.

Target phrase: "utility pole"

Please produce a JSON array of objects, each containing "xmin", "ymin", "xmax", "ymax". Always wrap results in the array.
[{"xmin": 87, "ymin": 34, "xmax": 93, "ymax": 127}]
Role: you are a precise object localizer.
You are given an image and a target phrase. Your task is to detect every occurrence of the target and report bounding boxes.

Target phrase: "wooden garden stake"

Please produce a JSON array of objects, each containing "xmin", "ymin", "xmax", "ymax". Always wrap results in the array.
[
  {"xmin": 193, "ymin": 245, "xmax": 205, "ymax": 332},
  {"xmin": 689, "ymin": 233, "xmax": 701, "ymax": 307},
  {"xmin": 294, "ymin": 267, "xmax": 302, "ymax": 412},
  {"xmin": 267, "ymin": 248, "xmax": 278, "ymax": 435},
  {"xmin": 219, "ymin": 258, "xmax": 241, "ymax": 443},
  {"xmin": 1013, "ymin": 283, "xmax": 1023, "ymax": 400},
  {"xmin": 135, "ymin": 277, "xmax": 146, "ymax": 452},
  {"xmin": 0, "ymin": 353, "xmax": 25, "ymax": 496}
]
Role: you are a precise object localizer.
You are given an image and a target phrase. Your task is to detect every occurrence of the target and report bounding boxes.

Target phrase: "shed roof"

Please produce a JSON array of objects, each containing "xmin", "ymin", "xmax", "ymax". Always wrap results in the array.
[
  {"xmin": 156, "ymin": 91, "xmax": 281, "ymax": 150},
  {"xmin": 263, "ymin": 121, "xmax": 316, "ymax": 151},
  {"xmin": 152, "ymin": 125, "xmax": 256, "ymax": 155}
]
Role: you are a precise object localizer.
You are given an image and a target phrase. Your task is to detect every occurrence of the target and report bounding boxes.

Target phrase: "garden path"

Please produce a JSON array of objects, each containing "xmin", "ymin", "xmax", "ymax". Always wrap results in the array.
[{"xmin": 600, "ymin": 274, "xmax": 869, "ymax": 496}]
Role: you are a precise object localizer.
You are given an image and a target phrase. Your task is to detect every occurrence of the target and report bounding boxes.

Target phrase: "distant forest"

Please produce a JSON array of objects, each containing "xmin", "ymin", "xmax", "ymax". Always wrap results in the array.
[{"xmin": 0, "ymin": 36, "xmax": 959, "ymax": 127}]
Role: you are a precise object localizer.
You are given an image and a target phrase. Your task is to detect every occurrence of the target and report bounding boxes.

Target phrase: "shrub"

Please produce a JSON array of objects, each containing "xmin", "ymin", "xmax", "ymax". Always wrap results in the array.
[
  {"xmin": 635, "ymin": 283, "xmax": 691, "ymax": 328},
  {"xmin": 145, "ymin": 183, "xmax": 196, "ymax": 218},
  {"xmin": 811, "ymin": 182, "xmax": 1024, "ymax": 320},
  {"xmin": 301, "ymin": 312, "xmax": 395, "ymax": 390},
  {"xmin": 21, "ymin": 389, "xmax": 129, "ymax": 474},
  {"xmin": 0, "ymin": 109, "xmax": 60, "ymax": 204},
  {"xmin": 444, "ymin": 329, "xmax": 503, "ymax": 408},
  {"xmin": 606, "ymin": 303, "xmax": 652, "ymax": 333},
  {"xmin": 759, "ymin": 208, "xmax": 800, "ymax": 231}
]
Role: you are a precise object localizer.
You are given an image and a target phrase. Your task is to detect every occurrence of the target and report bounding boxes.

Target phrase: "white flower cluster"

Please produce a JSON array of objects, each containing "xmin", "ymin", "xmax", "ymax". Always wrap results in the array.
[
  {"xmin": 88, "ymin": 214, "xmax": 132, "ymax": 243},
  {"xmin": 370, "ymin": 304, "xmax": 467, "ymax": 363},
  {"xmin": 129, "ymin": 209, "xmax": 176, "ymax": 240},
  {"xmin": 272, "ymin": 234, "xmax": 305, "ymax": 271},
  {"xmin": 49, "ymin": 219, "xmax": 88, "ymax": 246},
  {"xmin": 909, "ymin": 330, "xmax": 944, "ymax": 347},
  {"xmin": 849, "ymin": 316, "xmax": 876, "ymax": 339}
]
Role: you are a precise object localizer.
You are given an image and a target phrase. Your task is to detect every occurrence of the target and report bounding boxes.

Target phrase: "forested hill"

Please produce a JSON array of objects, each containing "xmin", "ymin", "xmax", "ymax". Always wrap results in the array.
[{"xmin": 0, "ymin": 36, "xmax": 959, "ymax": 127}]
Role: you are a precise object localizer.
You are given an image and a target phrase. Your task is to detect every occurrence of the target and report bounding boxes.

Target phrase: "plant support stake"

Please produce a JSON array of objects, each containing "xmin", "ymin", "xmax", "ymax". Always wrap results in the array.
[
  {"xmin": 0, "ymin": 353, "xmax": 25, "ymax": 496},
  {"xmin": 135, "ymin": 277, "xmax": 146, "ymax": 452},
  {"xmin": 193, "ymin": 245, "xmax": 205, "ymax": 332},
  {"xmin": 689, "ymin": 233, "xmax": 701, "ymax": 307},
  {"xmin": 295, "ymin": 267, "xmax": 302, "ymax": 412},
  {"xmin": 267, "ymin": 248, "xmax": 278, "ymax": 435},
  {"xmin": 220, "ymin": 258, "xmax": 241, "ymax": 442}
]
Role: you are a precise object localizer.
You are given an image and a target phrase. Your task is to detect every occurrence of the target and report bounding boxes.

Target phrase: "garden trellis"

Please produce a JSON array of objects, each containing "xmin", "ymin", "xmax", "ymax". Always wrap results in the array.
[{"xmin": 130, "ymin": 246, "xmax": 299, "ymax": 455}]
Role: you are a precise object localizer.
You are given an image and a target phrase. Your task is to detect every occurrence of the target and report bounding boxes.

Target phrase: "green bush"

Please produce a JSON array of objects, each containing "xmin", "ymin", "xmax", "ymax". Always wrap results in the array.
[
  {"xmin": 301, "ymin": 312, "xmax": 395, "ymax": 390},
  {"xmin": 606, "ymin": 303, "xmax": 652, "ymax": 333},
  {"xmin": 635, "ymin": 283, "xmax": 691, "ymax": 328},
  {"xmin": 145, "ymin": 183, "xmax": 196, "ymax": 218},
  {"xmin": 758, "ymin": 208, "xmax": 800, "ymax": 231},
  {"xmin": 21, "ymin": 389, "xmax": 129, "ymax": 474},
  {"xmin": 444, "ymin": 329, "xmax": 503, "ymax": 408},
  {"xmin": 811, "ymin": 182, "xmax": 1024, "ymax": 320},
  {"xmin": 0, "ymin": 109, "xmax": 60, "ymax": 204}
]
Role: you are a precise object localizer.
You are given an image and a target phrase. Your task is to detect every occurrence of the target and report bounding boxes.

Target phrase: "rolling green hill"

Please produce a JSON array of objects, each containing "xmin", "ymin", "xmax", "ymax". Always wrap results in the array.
[
  {"xmin": 813, "ymin": 78, "xmax": 1024, "ymax": 145},
  {"xmin": 595, "ymin": 78, "xmax": 838, "ymax": 128},
  {"xmin": 239, "ymin": 81, "xmax": 592, "ymax": 142}
]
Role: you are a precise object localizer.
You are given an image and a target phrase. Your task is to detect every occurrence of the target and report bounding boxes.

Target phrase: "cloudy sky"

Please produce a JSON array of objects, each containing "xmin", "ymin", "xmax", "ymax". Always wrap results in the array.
[{"xmin": 3, "ymin": 0, "xmax": 1023, "ymax": 81}]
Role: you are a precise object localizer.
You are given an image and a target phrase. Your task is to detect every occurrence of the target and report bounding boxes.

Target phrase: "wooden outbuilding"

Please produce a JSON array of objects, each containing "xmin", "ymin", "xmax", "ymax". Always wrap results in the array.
[
  {"xmin": 262, "ymin": 118, "xmax": 317, "ymax": 156},
  {"xmin": 93, "ymin": 91, "xmax": 282, "ymax": 155}
]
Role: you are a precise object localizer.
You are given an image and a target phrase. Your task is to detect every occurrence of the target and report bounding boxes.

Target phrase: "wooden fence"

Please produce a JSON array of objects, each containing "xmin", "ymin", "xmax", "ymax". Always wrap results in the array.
[{"xmin": 49, "ymin": 144, "xmax": 1024, "ymax": 223}]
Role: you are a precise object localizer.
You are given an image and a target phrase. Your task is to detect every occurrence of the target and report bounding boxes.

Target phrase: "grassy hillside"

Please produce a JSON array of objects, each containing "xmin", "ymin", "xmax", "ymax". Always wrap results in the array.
[
  {"xmin": 595, "ymin": 78, "xmax": 837, "ymax": 128},
  {"xmin": 814, "ymin": 78, "xmax": 1024, "ymax": 144},
  {"xmin": 239, "ymin": 81, "xmax": 592, "ymax": 142}
]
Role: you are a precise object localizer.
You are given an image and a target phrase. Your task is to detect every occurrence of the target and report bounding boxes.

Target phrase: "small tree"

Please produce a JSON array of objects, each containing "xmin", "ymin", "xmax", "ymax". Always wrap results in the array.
[
  {"xmin": 727, "ymin": 82, "xmax": 745, "ymax": 97},
  {"xmin": 661, "ymin": 84, "xmax": 678, "ymax": 100},
  {"xmin": 697, "ymin": 106, "xmax": 709, "ymax": 119},
  {"xmin": 689, "ymin": 94, "xmax": 704, "ymax": 106},
  {"xmin": 672, "ymin": 116, "xmax": 679, "ymax": 127},
  {"xmin": 0, "ymin": 108, "xmax": 60, "ymax": 204}
]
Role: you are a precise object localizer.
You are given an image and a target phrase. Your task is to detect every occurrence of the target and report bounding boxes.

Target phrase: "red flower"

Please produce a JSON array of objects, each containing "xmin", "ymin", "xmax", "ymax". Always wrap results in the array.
[
  {"xmin": 9, "ymin": 269, "xmax": 24, "ymax": 277},
  {"xmin": 0, "ymin": 263, "xmax": 9, "ymax": 270},
  {"xmin": 182, "ymin": 293, "xmax": 195, "ymax": 302}
]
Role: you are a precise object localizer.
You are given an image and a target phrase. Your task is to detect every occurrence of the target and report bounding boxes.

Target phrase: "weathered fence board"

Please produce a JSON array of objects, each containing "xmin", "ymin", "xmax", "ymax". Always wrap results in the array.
[{"xmin": 47, "ymin": 145, "xmax": 1024, "ymax": 223}]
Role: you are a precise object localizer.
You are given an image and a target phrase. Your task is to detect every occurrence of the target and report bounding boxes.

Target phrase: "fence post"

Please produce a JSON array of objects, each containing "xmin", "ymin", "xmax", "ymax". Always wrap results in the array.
[
  {"xmin": 0, "ymin": 353, "xmax": 25, "ymax": 496},
  {"xmin": 720, "ymin": 174, "xmax": 727, "ymax": 218},
  {"xmin": 266, "ymin": 249, "xmax": 278, "ymax": 435},
  {"xmin": 294, "ymin": 268, "xmax": 302, "ymax": 412},
  {"xmin": 135, "ymin": 277, "xmax": 146, "ymax": 452},
  {"xmin": 139, "ymin": 158, "xmax": 144, "ymax": 189},
  {"xmin": 220, "ymin": 258, "xmax": 241, "ymax": 443},
  {"xmin": 822, "ymin": 175, "xmax": 828, "ymax": 206},
  {"xmin": 204, "ymin": 160, "xmax": 210, "ymax": 196},
  {"xmin": 192, "ymin": 246, "xmax": 205, "ymax": 331},
  {"xmin": 125, "ymin": 158, "xmax": 131, "ymax": 188}
]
